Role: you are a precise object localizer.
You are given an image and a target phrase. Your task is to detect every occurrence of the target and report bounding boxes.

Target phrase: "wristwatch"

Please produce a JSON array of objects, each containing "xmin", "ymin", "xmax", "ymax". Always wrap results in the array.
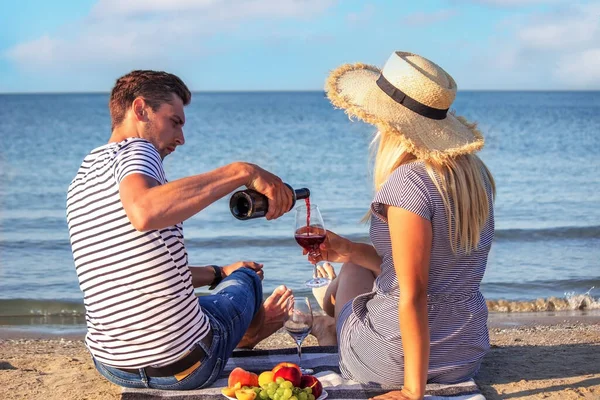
[{"xmin": 208, "ymin": 265, "xmax": 223, "ymax": 290}]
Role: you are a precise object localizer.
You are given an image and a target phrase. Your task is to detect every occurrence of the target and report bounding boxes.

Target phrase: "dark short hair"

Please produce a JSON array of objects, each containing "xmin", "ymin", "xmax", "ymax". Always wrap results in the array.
[{"xmin": 109, "ymin": 70, "xmax": 192, "ymax": 129}]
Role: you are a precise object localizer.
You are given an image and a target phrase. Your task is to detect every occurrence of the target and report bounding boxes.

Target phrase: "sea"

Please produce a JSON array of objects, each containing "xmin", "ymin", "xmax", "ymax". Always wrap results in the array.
[{"xmin": 1, "ymin": 91, "xmax": 599, "ymax": 336}]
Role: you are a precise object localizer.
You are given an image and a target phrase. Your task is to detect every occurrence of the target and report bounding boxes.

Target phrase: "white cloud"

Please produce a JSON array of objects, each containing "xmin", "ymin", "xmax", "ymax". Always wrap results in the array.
[
  {"xmin": 90, "ymin": 0, "xmax": 218, "ymax": 17},
  {"xmin": 6, "ymin": 31, "xmax": 161, "ymax": 68},
  {"xmin": 477, "ymin": 2, "xmax": 600, "ymax": 88},
  {"xmin": 7, "ymin": 36, "xmax": 58, "ymax": 66},
  {"xmin": 4, "ymin": 0, "xmax": 337, "ymax": 72},
  {"xmin": 90, "ymin": 0, "xmax": 334, "ymax": 20},
  {"xmin": 517, "ymin": 5, "xmax": 599, "ymax": 51},
  {"xmin": 346, "ymin": 3, "xmax": 375, "ymax": 25},
  {"xmin": 464, "ymin": 0, "xmax": 558, "ymax": 6},
  {"xmin": 555, "ymin": 48, "xmax": 600, "ymax": 87},
  {"xmin": 402, "ymin": 9, "xmax": 458, "ymax": 26}
]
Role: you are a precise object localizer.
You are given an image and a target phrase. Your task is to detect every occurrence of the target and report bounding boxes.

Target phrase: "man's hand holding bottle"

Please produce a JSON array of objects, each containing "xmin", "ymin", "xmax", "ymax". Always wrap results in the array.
[{"xmin": 242, "ymin": 163, "xmax": 293, "ymax": 220}]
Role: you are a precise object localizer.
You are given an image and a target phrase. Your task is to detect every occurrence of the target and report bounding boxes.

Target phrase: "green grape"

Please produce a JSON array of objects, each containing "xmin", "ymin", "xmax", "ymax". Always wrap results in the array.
[
  {"xmin": 267, "ymin": 388, "xmax": 276, "ymax": 397},
  {"xmin": 304, "ymin": 387, "xmax": 312, "ymax": 394},
  {"xmin": 282, "ymin": 388, "xmax": 293, "ymax": 399},
  {"xmin": 273, "ymin": 393, "xmax": 281, "ymax": 400},
  {"xmin": 279, "ymin": 392, "xmax": 290, "ymax": 400},
  {"xmin": 276, "ymin": 387, "xmax": 285, "ymax": 396},
  {"xmin": 308, "ymin": 394, "xmax": 315, "ymax": 400},
  {"xmin": 290, "ymin": 396, "xmax": 298, "ymax": 400},
  {"xmin": 281, "ymin": 381, "xmax": 294, "ymax": 390},
  {"xmin": 259, "ymin": 390, "xmax": 270, "ymax": 400},
  {"xmin": 298, "ymin": 392, "xmax": 308, "ymax": 400},
  {"xmin": 276, "ymin": 377, "xmax": 285, "ymax": 384},
  {"xmin": 268, "ymin": 382, "xmax": 278, "ymax": 391}
]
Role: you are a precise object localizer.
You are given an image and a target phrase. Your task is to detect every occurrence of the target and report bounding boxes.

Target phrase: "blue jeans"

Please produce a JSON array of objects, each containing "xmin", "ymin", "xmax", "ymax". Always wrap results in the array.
[{"xmin": 93, "ymin": 267, "xmax": 263, "ymax": 390}]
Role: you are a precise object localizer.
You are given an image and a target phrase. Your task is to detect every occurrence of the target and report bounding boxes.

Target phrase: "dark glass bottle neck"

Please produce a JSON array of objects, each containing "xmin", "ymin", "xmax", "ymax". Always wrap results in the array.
[
  {"xmin": 229, "ymin": 184, "xmax": 311, "ymax": 220},
  {"xmin": 294, "ymin": 188, "xmax": 310, "ymax": 201}
]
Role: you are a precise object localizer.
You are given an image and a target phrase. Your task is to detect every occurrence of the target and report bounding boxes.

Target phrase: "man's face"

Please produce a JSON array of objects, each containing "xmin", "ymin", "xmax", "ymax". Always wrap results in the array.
[{"xmin": 142, "ymin": 94, "xmax": 186, "ymax": 159}]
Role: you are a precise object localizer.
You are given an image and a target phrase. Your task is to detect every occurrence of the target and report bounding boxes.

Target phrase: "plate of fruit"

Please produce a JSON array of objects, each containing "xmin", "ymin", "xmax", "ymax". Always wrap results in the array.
[{"xmin": 221, "ymin": 362, "xmax": 326, "ymax": 400}]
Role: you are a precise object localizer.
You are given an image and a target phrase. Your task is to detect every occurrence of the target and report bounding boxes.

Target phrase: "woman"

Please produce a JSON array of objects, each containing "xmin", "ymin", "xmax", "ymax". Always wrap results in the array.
[{"xmin": 310, "ymin": 51, "xmax": 495, "ymax": 400}]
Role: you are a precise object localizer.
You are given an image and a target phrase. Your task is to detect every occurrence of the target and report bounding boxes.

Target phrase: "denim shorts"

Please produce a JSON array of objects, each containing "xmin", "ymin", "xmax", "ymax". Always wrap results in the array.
[{"xmin": 93, "ymin": 267, "xmax": 263, "ymax": 390}]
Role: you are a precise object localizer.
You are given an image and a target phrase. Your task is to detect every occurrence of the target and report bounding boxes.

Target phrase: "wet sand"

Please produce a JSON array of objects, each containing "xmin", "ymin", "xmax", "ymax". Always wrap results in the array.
[{"xmin": 0, "ymin": 313, "xmax": 598, "ymax": 400}]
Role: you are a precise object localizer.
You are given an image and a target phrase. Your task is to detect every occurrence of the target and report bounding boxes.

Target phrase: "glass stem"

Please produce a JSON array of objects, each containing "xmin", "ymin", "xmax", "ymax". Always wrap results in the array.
[
  {"xmin": 296, "ymin": 340, "xmax": 302, "ymax": 360},
  {"xmin": 312, "ymin": 263, "xmax": 318, "ymax": 279}
]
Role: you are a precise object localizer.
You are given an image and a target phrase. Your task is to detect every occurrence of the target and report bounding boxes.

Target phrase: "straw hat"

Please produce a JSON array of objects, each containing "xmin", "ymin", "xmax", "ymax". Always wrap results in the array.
[{"xmin": 325, "ymin": 51, "xmax": 484, "ymax": 162}]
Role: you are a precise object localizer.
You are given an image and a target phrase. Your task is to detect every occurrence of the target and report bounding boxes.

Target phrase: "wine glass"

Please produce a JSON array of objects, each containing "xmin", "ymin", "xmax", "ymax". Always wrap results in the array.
[
  {"xmin": 294, "ymin": 203, "xmax": 330, "ymax": 288},
  {"xmin": 284, "ymin": 297, "xmax": 314, "ymax": 375}
]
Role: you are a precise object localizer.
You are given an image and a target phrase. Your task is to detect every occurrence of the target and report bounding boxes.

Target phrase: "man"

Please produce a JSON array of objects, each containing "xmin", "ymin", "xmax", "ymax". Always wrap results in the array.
[{"xmin": 66, "ymin": 70, "xmax": 293, "ymax": 390}]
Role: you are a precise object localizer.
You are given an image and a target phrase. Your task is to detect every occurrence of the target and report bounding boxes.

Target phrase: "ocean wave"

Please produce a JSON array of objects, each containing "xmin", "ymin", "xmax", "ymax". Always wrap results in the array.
[
  {"xmin": 0, "ymin": 238, "xmax": 71, "ymax": 250},
  {"xmin": 493, "ymin": 225, "xmax": 600, "ymax": 241},
  {"xmin": 2, "ymin": 225, "xmax": 598, "ymax": 251},
  {"xmin": 0, "ymin": 236, "xmax": 300, "ymax": 251},
  {"xmin": 2, "ymin": 289, "xmax": 598, "ymax": 320},
  {"xmin": 0, "ymin": 299, "xmax": 86, "ymax": 317},
  {"xmin": 482, "ymin": 278, "xmax": 600, "ymax": 293},
  {"xmin": 486, "ymin": 291, "xmax": 600, "ymax": 312},
  {"xmin": 0, "ymin": 216, "xmax": 67, "ymax": 231}
]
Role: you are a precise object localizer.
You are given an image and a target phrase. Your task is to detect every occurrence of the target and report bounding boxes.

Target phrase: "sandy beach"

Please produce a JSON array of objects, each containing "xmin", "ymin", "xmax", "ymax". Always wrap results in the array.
[{"xmin": 1, "ymin": 314, "xmax": 599, "ymax": 400}]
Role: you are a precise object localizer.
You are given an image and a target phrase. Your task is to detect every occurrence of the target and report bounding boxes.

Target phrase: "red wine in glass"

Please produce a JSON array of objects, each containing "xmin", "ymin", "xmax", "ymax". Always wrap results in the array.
[
  {"xmin": 294, "ymin": 205, "xmax": 330, "ymax": 288},
  {"xmin": 294, "ymin": 229, "xmax": 326, "ymax": 253}
]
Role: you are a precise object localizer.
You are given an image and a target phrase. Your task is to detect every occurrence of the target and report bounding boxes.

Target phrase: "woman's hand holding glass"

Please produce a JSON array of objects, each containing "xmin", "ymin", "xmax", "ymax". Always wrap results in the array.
[{"xmin": 303, "ymin": 230, "xmax": 354, "ymax": 265}]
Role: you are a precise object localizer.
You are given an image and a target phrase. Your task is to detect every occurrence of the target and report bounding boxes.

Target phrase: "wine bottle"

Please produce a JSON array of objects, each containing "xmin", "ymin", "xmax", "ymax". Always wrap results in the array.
[{"xmin": 229, "ymin": 184, "xmax": 310, "ymax": 220}]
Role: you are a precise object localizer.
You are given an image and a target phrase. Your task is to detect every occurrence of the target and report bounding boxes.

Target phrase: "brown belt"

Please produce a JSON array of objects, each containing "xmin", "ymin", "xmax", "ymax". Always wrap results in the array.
[{"xmin": 116, "ymin": 330, "xmax": 213, "ymax": 378}]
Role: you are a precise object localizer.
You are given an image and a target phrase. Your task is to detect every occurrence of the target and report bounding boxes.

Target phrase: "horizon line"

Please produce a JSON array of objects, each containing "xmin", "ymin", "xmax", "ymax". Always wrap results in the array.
[{"xmin": 1, "ymin": 89, "xmax": 599, "ymax": 95}]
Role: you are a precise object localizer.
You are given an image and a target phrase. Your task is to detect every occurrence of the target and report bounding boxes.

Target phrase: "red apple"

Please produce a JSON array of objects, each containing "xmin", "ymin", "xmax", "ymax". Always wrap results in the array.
[
  {"xmin": 228, "ymin": 367, "xmax": 259, "ymax": 388},
  {"xmin": 300, "ymin": 374, "xmax": 323, "ymax": 399},
  {"xmin": 271, "ymin": 362, "xmax": 302, "ymax": 387}
]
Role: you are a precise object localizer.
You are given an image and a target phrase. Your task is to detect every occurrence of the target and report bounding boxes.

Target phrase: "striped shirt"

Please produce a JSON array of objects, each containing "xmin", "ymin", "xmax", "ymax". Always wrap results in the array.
[
  {"xmin": 338, "ymin": 161, "xmax": 494, "ymax": 384},
  {"xmin": 66, "ymin": 138, "xmax": 210, "ymax": 369}
]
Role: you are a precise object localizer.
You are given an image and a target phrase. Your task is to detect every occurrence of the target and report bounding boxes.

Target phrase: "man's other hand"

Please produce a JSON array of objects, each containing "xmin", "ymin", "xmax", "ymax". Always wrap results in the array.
[{"xmin": 223, "ymin": 261, "xmax": 265, "ymax": 280}]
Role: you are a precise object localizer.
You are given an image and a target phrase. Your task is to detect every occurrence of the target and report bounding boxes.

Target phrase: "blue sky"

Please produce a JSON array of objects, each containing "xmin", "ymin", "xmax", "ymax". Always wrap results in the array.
[{"xmin": 1, "ymin": 0, "xmax": 599, "ymax": 92}]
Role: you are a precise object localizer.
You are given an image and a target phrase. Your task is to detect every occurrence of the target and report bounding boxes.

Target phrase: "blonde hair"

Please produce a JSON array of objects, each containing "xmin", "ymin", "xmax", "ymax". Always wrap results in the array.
[{"xmin": 368, "ymin": 129, "xmax": 496, "ymax": 254}]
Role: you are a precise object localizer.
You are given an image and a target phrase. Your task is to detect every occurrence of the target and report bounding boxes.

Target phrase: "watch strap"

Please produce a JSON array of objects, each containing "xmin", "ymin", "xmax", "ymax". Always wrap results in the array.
[{"xmin": 208, "ymin": 265, "xmax": 223, "ymax": 290}]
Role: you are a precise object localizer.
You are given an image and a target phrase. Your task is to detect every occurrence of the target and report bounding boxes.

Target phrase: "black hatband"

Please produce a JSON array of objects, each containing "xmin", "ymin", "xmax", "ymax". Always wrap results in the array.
[{"xmin": 375, "ymin": 74, "xmax": 448, "ymax": 120}]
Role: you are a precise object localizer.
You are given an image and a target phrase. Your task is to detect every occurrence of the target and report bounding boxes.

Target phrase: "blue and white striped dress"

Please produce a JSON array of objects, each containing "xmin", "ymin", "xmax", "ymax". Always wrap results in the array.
[{"xmin": 337, "ymin": 161, "xmax": 494, "ymax": 385}]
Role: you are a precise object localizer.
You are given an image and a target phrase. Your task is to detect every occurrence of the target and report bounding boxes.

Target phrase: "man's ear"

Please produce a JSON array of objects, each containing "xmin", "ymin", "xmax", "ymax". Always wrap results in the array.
[{"xmin": 132, "ymin": 97, "xmax": 148, "ymax": 122}]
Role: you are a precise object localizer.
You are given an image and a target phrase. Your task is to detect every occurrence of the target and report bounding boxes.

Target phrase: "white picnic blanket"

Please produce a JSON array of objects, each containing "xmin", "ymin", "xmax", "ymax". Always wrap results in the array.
[{"xmin": 122, "ymin": 346, "xmax": 485, "ymax": 400}]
